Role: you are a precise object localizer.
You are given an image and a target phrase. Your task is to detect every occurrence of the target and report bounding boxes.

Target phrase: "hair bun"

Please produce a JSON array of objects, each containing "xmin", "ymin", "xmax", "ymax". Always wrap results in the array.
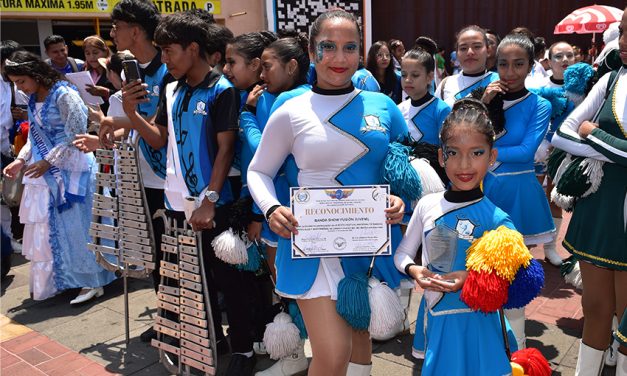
[
  {"xmin": 413, "ymin": 36, "xmax": 437, "ymax": 56},
  {"xmin": 452, "ymin": 97, "xmax": 489, "ymax": 114},
  {"xmin": 259, "ymin": 30, "xmax": 279, "ymax": 46}
]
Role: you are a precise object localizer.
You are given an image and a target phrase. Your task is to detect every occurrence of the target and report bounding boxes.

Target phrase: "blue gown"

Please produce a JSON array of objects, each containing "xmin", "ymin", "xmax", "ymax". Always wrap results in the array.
[
  {"xmin": 483, "ymin": 90, "xmax": 555, "ymax": 244},
  {"xmin": 25, "ymin": 81, "xmax": 115, "ymax": 293},
  {"xmin": 395, "ymin": 189, "xmax": 517, "ymax": 375}
]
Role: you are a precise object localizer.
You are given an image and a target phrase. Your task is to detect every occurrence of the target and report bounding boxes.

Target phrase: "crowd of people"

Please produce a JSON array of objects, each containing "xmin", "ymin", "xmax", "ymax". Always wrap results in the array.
[{"xmin": 1, "ymin": 2, "xmax": 625, "ymax": 375}]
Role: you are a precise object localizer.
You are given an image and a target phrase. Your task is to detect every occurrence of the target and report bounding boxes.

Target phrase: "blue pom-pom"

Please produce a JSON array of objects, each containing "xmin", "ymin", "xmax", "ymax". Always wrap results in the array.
[
  {"xmin": 236, "ymin": 244, "xmax": 262, "ymax": 272},
  {"xmin": 564, "ymin": 63, "xmax": 595, "ymax": 95},
  {"xmin": 504, "ymin": 258, "xmax": 545, "ymax": 309},
  {"xmin": 288, "ymin": 301, "xmax": 308, "ymax": 339},
  {"xmin": 336, "ymin": 273, "xmax": 371, "ymax": 330},
  {"xmin": 530, "ymin": 87, "xmax": 568, "ymax": 120},
  {"xmin": 382, "ymin": 142, "xmax": 422, "ymax": 201}
]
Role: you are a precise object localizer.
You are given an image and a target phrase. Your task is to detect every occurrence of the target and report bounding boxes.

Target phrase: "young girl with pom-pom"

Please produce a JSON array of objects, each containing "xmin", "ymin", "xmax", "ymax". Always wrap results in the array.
[
  {"xmin": 393, "ymin": 41, "xmax": 451, "ymax": 347},
  {"xmin": 395, "ymin": 98, "xmax": 536, "ymax": 375}
]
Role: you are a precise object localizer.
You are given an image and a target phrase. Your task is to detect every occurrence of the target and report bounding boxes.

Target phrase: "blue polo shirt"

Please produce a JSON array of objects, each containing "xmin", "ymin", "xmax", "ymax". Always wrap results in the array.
[{"xmin": 156, "ymin": 68, "xmax": 240, "ymax": 210}]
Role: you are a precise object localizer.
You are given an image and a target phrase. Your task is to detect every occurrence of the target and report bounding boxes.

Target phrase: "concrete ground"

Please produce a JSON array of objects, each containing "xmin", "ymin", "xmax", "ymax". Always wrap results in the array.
[{"xmin": 0, "ymin": 213, "xmax": 619, "ymax": 375}]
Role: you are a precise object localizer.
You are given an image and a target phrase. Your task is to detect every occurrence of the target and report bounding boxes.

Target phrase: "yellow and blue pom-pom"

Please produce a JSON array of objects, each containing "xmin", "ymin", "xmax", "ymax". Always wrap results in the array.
[
  {"xmin": 336, "ymin": 273, "xmax": 371, "ymax": 330},
  {"xmin": 504, "ymin": 258, "xmax": 544, "ymax": 309},
  {"xmin": 466, "ymin": 226, "xmax": 532, "ymax": 283}
]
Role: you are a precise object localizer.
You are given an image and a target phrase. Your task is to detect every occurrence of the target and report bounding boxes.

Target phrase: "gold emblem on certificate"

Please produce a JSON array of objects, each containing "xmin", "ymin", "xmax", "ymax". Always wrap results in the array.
[{"xmin": 290, "ymin": 185, "xmax": 391, "ymax": 258}]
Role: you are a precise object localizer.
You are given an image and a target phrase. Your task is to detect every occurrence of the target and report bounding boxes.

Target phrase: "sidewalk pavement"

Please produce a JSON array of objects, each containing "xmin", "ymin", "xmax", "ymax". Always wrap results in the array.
[{"xmin": 0, "ymin": 213, "xmax": 619, "ymax": 375}]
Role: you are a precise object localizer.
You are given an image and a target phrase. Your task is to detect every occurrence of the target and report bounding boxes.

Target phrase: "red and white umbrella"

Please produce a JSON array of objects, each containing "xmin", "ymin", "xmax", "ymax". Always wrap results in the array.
[{"xmin": 554, "ymin": 5, "xmax": 623, "ymax": 35}]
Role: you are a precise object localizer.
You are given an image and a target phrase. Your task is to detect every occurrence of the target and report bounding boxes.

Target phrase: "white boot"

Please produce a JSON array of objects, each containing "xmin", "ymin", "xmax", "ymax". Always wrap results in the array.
[
  {"xmin": 605, "ymin": 316, "xmax": 619, "ymax": 366},
  {"xmin": 255, "ymin": 341, "xmax": 308, "ymax": 376},
  {"xmin": 505, "ymin": 308, "xmax": 526, "ymax": 350},
  {"xmin": 575, "ymin": 340, "xmax": 605, "ymax": 376},
  {"xmin": 346, "ymin": 362, "xmax": 372, "ymax": 376},
  {"xmin": 544, "ymin": 217, "xmax": 563, "ymax": 266},
  {"xmin": 617, "ymin": 352, "xmax": 627, "ymax": 376}
]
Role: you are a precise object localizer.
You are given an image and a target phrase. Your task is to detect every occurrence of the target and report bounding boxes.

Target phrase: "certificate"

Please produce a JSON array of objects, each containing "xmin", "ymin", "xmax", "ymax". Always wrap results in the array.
[
  {"xmin": 290, "ymin": 185, "xmax": 391, "ymax": 258},
  {"xmin": 65, "ymin": 71, "xmax": 104, "ymax": 106}
]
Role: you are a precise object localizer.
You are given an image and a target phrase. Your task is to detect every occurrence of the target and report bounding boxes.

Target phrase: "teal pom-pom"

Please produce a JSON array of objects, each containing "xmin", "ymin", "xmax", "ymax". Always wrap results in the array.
[
  {"xmin": 530, "ymin": 87, "xmax": 568, "ymax": 120},
  {"xmin": 564, "ymin": 63, "xmax": 595, "ymax": 96},
  {"xmin": 288, "ymin": 301, "xmax": 308, "ymax": 339},
  {"xmin": 236, "ymin": 244, "xmax": 262, "ymax": 272},
  {"xmin": 336, "ymin": 273, "xmax": 371, "ymax": 331},
  {"xmin": 382, "ymin": 142, "xmax": 422, "ymax": 201},
  {"xmin": 504, "ymin": 259, "xmax": 544, "ymax": 309}
]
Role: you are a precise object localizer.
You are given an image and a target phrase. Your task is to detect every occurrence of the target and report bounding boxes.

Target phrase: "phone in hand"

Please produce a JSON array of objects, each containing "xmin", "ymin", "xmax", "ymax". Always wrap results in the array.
[
  {"xmin": 122, "ymin": 59, "xmax": 142, "ymax": 83},
  {"xmin": 122, "ymin": 59, "xmax": 147, "ymax": 100}
]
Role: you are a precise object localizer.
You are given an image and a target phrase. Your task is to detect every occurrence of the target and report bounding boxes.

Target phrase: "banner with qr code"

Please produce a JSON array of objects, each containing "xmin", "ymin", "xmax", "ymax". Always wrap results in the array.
[{"xmin": 265, "ymin": 0, "xmax": 371, "ymax": 56}]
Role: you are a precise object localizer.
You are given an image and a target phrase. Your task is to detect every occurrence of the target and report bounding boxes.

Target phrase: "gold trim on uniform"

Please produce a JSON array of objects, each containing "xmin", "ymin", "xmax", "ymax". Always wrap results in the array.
[
  {"xmin": 563, "ymin": 239, "xmax": 627, "ymax": 267},
  {"xmin": 616, "ymin": 329, "xmax": 627, "ymax": 344},
  {"xmin": 611, "ymin": 78, "xmax": 626, "ymax": 138}
]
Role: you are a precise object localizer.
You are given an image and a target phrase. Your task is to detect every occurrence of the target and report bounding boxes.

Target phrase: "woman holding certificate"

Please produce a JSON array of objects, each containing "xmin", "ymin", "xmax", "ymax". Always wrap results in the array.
[{"xmin": 247, "ymin": 9, "xmax": 408, "ymax": 376}]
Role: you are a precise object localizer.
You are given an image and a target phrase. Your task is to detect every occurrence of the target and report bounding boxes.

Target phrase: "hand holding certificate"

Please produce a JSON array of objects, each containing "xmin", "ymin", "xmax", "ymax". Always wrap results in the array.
[{"xmin": 290, "ymin": 185, "xmax": 392, "ymax": 258}]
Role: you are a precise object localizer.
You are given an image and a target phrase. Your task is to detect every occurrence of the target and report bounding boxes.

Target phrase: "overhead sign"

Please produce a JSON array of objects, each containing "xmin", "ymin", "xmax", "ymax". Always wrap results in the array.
[{"xmin": 0, "ymin": 0, "xmax": 220, "ymax": 14}]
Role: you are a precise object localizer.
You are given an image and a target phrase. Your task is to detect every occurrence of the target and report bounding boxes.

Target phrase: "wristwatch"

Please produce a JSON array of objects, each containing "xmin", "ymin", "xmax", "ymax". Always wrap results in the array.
[{"xmin": 204, "ymin": 190, "xmax": 220, "ymax": 203}]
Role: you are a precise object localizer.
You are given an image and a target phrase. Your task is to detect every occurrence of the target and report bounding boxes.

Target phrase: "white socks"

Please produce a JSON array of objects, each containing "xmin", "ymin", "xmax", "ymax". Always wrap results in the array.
[
  {"xmin": 544, "ymin": 217, "xmax": 563, "ymax": 266},
  {"xmin": 346, "ymin": 362, "xmax": 372, "ymax": 376},
  {"xmin": 575, "ymin": 340, "xmax": 605, "ymax": 376}
]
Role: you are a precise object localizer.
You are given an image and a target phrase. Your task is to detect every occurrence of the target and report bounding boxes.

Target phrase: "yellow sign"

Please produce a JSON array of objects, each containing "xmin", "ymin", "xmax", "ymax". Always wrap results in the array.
[{"xmin": 0, "ymin": 0, "xmax": 220, "ymax": 14}]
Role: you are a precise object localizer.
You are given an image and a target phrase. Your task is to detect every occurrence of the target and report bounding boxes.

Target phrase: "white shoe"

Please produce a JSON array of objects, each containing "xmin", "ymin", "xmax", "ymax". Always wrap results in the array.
[
  {"xmin": 544, "ymin": 245, "xmax": 563, "ymax": 266},
  {"xmin": 70, "ymin": 287, "xmax": 104, "ymax": 305},
  {"xmin": 606, "ymin": 339, "xmax": 619, "ymax": 366},
  {"xmin": 575, "ymin": 340, "xmax": 605, "ymax": 376},
  {"xmin": 254, "ymin": 341, "xmax": 268, "ymax": 355},
  {"xmin": 346, "ymin": 362, "xmax": 372, "ymax": 376},
  {"xmin": 617, "ymin": 352, "xmax": 627, "ymax": 376},
  {"xmin": 544, "ymin": 218, "xmax": 563, "ymax": 266},
  {"xmin": 255, "ymin": 342, "xmax": 308, "ymax": 376},
  {"xmin": 11, "ymin": 239, "xmax": 21, "ymax": 254}
]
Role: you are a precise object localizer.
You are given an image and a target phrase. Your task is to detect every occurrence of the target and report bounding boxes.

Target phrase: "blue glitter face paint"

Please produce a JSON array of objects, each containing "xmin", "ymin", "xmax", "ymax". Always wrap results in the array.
[
  {"xmin": 441, "ymin": 144, "xmax": 450, "ymax": 164},
  {"xmin": 315, "ymin": 40, "xmax": 359, "ymax": 62},
  {"xmin": 344, "ymin": 42, "xmax": 358, "ymax": 54},
  {"xmin": 316, "ymin": 40, "xmax": 336, "ymax": 62}
]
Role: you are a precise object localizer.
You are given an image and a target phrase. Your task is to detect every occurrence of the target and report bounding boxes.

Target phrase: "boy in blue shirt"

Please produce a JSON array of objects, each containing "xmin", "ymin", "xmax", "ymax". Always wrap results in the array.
[{"xmin": 122, "ymin": 12, "xmax": 256, "ymax": 376}]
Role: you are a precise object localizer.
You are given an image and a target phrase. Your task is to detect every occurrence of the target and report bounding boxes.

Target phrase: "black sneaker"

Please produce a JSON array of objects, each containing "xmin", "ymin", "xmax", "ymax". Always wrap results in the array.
[
  {"xmin": 140, "ymin": 327, "xmax": 157, "ymax": 343},
  {"xmin": 225, "ymin": 354, "xmax": 256, "ymax": 376}
]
